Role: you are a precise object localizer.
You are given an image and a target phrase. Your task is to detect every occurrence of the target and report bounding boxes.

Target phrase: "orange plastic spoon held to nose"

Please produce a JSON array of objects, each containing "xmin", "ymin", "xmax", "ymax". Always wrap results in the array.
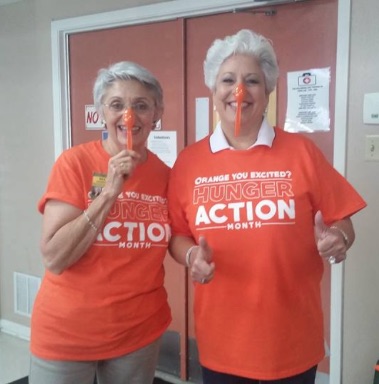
[
  {"xmin": 123, "ymin": 108, "xmax": 135, "ymax": 150},
  {"xmin": 233, "ymin": 83, "xmax": 246, "ymax": 137}
]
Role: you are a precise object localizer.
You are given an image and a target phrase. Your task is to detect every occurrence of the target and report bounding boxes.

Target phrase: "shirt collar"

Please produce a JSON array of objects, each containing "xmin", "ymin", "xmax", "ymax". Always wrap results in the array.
[{"xmin": 209, "ymin": 117, "xmax": 275, "ymax": 153}]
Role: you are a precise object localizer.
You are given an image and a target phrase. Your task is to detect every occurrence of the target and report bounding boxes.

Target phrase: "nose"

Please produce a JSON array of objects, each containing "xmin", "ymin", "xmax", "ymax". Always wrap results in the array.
[
  {"xmin": 123, "ymin": 108, "xmax": 135, "ymax": 128},
  {"xmin": 234, "ymin": 83, "xmax": 246, "ymax": 101}
]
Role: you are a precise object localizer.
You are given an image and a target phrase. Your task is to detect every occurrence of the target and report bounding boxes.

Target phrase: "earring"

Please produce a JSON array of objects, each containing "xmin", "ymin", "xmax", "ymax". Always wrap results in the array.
[{"xmin": 153, "ymin": 120, "xmax": 161, "ymax": 130}]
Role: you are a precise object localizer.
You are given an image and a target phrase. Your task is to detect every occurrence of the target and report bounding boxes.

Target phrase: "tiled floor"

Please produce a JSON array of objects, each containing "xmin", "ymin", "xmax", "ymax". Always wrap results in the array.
[
  {"xmin": 0, "ymin": 332, "xmax": 30, "ymax": 384},
  {"xmin": 0, "ymin": 331, "xmax": 329, "ymax": 384},
  {"xmin": 0, "ymin": 332, "xmax": 182, "ymax": 384}
]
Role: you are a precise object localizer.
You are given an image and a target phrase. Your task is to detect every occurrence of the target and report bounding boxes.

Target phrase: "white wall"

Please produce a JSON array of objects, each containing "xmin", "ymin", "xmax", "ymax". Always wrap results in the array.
[
  {"xmin": 342, "ymin": 0, "xmax": 379, "ymax": 383},
  {"xmin": 0, "ymin": 0, "xmax": 378, "ymax": 382}
]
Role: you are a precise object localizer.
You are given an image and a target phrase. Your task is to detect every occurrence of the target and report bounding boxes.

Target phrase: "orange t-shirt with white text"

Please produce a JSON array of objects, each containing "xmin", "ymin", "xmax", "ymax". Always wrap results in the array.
[
  {"xmin": 168, "ymin": 127, "xmax": 366, "ymax": 380},
  {"xmin": 31, "ymin": 140, "xmax": 171, "ymax": 361}
]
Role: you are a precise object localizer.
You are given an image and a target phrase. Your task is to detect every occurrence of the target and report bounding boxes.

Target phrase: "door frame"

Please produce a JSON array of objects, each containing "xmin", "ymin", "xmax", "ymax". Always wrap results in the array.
[{"xmin": 51, "ymin": 1, "xmax": 351, "ymax": 382}]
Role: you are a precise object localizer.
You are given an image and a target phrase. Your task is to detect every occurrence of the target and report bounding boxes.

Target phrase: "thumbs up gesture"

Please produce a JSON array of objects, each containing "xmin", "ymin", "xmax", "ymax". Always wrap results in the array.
[
  {"xmin": 188, "ymin": 236, "xmax": 215, "ymax": 284},
  {"xmin": 314, "ymin": 211, "xmax": 347, "ymax": 264}
]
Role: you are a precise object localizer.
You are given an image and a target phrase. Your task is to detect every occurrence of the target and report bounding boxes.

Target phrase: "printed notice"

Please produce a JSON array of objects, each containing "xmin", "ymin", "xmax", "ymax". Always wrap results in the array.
[
  {"xmin": 284, "ymin": 68, "xmax": 330, "ymax": 132},
  {"xmin": 147, "ymin": 131, "xmax": 177, "ymax": 168}
]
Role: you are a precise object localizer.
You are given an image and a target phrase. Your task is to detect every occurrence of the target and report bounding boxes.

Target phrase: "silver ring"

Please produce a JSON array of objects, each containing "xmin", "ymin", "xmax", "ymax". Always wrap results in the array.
[
  {"xmin": 328, "ymin": 256, "xmax": 336, "ymax": 264},
  {"xmin": 201, "ymin": 278, "xmax": 206, "ymax": 284}
]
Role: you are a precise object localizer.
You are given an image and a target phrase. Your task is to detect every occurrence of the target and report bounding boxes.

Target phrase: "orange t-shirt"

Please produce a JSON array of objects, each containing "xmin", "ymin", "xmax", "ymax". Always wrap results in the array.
[
  {"xmin": 168, "ymin": 128, "xmax": 366, "ymax": 380},
  {"xmin": 31, "ymin": 140, "xmax": 171, "ymax": 360}
]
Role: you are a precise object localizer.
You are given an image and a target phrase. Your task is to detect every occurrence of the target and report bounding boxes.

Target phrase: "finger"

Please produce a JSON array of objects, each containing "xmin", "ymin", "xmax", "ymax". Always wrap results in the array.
[
  {"xmin": 198, "ymin": 235, "xmax": 213, "ymax": 262},
  {"xmin": 314, "ymin": 210, "xmax": 328, "ymax": 241},
  {"xmin": 117, "ymin": 161, "xmax": 129, "ymax": 175},
  {"xmin": 198, "ymin": 235, "xmax": 208, "ymax": 251},
  {"xmin": 200, "ymin": 272, "xmax": 215, "ymax": 284},
  {"xmin": 192, "ymin": 266, "xmax": 215, "ymax": 284},
  {"xmin": 327, "ymin": 253, "xmax": 347, "ymax": 265}
]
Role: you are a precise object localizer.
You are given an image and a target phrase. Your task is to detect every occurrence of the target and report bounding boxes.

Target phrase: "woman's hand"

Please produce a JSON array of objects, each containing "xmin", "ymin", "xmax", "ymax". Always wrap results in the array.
[
  {"xmin": 314, "ymin": 210, "xmax": 354, "ymax": 264},
  {"xmin": 188, "ymin": 236, "xmax": 215, "ymax": 284},
  {"xmin": 103, "ymin": 149, "xmax": 141, "ymax": 198}
]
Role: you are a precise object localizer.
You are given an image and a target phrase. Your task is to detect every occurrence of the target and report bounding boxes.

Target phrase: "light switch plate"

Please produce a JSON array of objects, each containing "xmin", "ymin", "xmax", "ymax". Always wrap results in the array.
[{"xmin": 365, "ymin": 135, "xmax": 379, "ymax": 161}]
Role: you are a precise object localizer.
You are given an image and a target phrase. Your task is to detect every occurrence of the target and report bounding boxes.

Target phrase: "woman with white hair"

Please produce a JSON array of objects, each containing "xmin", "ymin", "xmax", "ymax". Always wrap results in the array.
[
  {"xmin": 30, "ymin": 61, "xmax": 171, "ymax": 384},
  {"xmin": 168, "ymin": 29, "xmax": 366, "ymax": 383}
]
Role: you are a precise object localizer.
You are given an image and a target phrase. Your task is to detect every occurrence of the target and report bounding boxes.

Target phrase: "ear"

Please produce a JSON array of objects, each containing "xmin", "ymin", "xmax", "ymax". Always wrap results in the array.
[
  {"xmin": 153, "ymin": 106, "xmax": 164, "ymax": 122},
  {"xmin": 265, "ymin": 90, "xmax": 271, "ymax": 105},
  {"xmin": 211, "ymin": 94, "xmax": 218, "ymax": 111}
]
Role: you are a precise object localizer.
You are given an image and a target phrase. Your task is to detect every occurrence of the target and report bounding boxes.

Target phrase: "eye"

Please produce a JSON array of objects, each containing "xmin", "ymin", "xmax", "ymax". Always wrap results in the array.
[
  {"xmin": 110, "ymin": 101, "xmax": 125, "ymax": 112},
  {"xmin": 132, "ymin": 102, "xmax": 151, "ymax": 113},
  {"xmin": 246, "ymin": 78, "xmax": 260, "ymax": 85},
  {"xmin": 221, "ymin": 77, "xmax": 235, "ymax": 84}
]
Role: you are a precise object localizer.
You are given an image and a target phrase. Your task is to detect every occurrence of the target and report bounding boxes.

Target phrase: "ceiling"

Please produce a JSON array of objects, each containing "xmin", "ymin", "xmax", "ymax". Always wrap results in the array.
[
  {"xmin": 0, "ymin": 0, "xmax": 309, "ymax": 7},
  {"xmin": 0, "ymin": 0, "xmax": 310, "ymax": 7},
  {"xmin": 0, "ymin": 0, "xmax": 24, "ymax": 6}
]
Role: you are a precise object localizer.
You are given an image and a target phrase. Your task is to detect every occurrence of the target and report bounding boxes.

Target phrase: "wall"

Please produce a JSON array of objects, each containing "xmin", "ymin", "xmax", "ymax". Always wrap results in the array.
[
  {"xmin": 0, "ymin": 0, "xmax": 378, "ymax": 382},
  {"xmin": 342, "ymin": 0, "xmax": 379, "ymax": 383}
]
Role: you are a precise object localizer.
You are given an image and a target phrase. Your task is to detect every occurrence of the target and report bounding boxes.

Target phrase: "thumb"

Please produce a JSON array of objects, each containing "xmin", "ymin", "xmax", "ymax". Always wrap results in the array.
[
  {"xmin": 198, "ymin": 236, "xmax": 213, "ymax": 263},
  {"xmin": 314, "ymin": 210, "xmax": 328, "ymax": 241}
]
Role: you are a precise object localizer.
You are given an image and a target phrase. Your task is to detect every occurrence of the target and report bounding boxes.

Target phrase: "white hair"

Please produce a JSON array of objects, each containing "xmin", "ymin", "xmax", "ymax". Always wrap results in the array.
[{"xmin": 203, "ymin": 29, "xmax": 279, "ymax": 94}]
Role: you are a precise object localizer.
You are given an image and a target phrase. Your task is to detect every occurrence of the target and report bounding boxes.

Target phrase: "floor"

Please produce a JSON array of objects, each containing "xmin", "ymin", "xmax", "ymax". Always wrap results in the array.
[
  {"xmin": 0, "ymin": 331, "xmax": 329, "ymax": 384},
  {"xmin": 0, "ymin": 331, "xmax": 184, "ymax": 384},
  {"xmin": 0, "ymin": 332, "xmax": 30, "ymax": 384}
]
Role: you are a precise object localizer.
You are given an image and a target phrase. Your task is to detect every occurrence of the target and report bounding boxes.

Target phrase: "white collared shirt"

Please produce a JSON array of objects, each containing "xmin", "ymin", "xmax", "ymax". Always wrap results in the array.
[{"xmin": 209, "ymin": 117, "xmax": 275, "ymax": 153}]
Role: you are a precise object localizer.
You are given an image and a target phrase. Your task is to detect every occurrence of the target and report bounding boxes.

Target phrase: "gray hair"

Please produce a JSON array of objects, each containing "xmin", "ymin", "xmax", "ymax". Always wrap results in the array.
[
  {"xmin": 93, "ymin": 61, "xmax": 164, "ymax": 117},
  {"xmin": 203, "ymin": 29, "xmax": 279, "ymax": 94}
]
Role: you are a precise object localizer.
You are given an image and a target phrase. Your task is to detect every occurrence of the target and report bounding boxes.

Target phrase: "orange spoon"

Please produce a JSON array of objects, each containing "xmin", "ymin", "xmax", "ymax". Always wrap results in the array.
[
  {"xmin": 233, "ymin": 83, "xmax": 246, "ymax": 137},
  {"xmin": 123, "ymin": 108, "xmax": 135, "ymax": 150}
]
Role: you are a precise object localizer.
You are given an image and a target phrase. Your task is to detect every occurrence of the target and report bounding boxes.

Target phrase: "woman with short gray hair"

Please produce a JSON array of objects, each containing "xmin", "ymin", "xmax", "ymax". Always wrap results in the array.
[
  {"xmin": 168, "ymin": 29, "xmax": 366, "ymax": 384},
  {"xmin": 30, "ymin": 61, "xmax": 171, "ymax": 384}
]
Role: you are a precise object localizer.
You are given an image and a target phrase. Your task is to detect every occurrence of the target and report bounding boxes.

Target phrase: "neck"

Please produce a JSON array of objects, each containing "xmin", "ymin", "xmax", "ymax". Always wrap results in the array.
[
  {"xmin": 228, "ymin": 134, "xmax": 257, "ymax": 150},
  {"xmin": 222, "ymin": 117, "xmax": 263, "ymax": 150}
]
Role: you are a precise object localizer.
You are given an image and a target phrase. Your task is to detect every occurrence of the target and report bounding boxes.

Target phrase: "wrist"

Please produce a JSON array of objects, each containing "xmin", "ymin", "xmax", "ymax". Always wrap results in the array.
[
  {"xmin": 330, "ymin": 225, "xmax": 349, "ymax": 248},
  {"xmin": 83, "ymin": 210, "xmax": 98, "ymax": 232},
  {"xmin": 185, "ymin": 245, "xmax": 198, "ymax": 267}
]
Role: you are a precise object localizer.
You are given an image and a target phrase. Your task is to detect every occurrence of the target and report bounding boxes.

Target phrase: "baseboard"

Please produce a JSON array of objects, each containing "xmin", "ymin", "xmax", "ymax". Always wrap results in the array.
[
  {"xmin": 316, "ymin": 372, "xmax": 329, "ymax": 384},
  {"xmin": 155, "ymin": 371, "xmax": 192, "ymax": 384},
  {"xmin": 0, "ymin": 319, "xmax": 30, "ymax": 341}
]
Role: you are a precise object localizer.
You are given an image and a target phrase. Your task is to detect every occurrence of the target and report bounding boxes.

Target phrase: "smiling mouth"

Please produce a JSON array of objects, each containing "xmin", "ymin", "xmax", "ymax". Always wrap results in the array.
[
  {"xmin": 229, "ymin": 101, "xmax": 249, "ymax": 109},
  {"xmin": 118, "ymin": 125, "xmax": 140, "ymax": 133}
]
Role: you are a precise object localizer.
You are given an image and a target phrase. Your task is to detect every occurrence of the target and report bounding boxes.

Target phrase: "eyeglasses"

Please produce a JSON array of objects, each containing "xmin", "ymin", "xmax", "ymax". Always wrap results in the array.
[{"xmin": 103, "ymin": 101, "xmax": 153, "ymax": 115}]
